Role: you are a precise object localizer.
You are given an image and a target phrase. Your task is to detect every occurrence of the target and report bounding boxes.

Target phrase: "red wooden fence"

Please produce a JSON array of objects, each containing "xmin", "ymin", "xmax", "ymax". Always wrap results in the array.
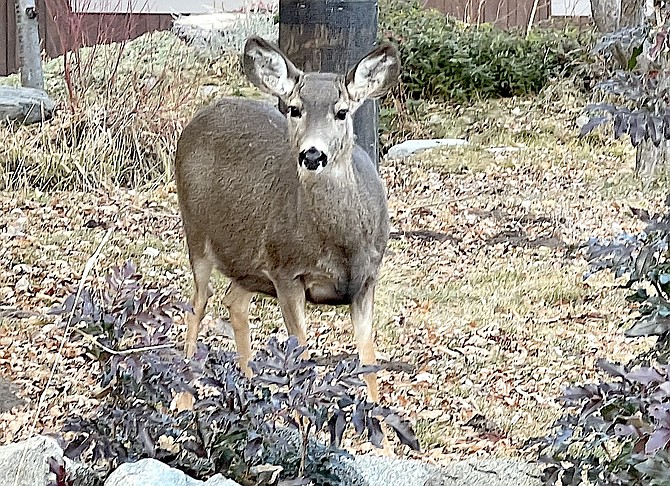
[
  {"xmin": 1, "ymin": 0, "xmax": 172, "ymax": 76},
  {"xmin": 424, "ymin": 0, "xmax": 552, "ymax": 30}
]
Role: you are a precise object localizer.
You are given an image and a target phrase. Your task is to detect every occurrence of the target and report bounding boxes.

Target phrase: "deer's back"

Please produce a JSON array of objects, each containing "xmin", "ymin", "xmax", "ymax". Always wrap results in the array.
[{"xmin": 175, "ymin": 97, "xmax": 388, "ymax": 304}]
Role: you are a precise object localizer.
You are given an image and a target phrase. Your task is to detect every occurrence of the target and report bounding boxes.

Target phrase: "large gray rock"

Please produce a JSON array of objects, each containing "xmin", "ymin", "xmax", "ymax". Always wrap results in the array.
[
  {"xmin": 0, "ymin": 86, "xmax": 55, "ymax": 124},
  {"xmin": 425, "ymin": 459, "xmax": 544, "ymax": 486},
  {"xmin": 173, "ymin": 13, "xmax": 277, "ymax": 55},
  {"xmin": 0, "ymin": 435, "xmax": 93, "ymax": 486},
  {"xmin": 0, "ymin": 432, "xmax": 544, "ymax": 486},
  {"xmin": 346, "ymin": 456, "xmax": 544, "ymax": 486},
  {"xmin": 0, "ymin": 436, "xmax": 61, "ymax": 486},
  {"xmin": 104, "ymin": 458, "xmax": 240, "ymax": 486}
]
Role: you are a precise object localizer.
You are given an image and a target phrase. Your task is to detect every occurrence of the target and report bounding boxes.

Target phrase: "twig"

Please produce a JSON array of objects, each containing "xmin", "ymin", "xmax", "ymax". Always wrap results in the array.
[
  {"xmin": 13, "ymin": 226, "xmax": 115, "ymax": 486},
  {"xmin": 0, "ymin": 307, "xmax": 44, "ymax": 319},
  {"xmin": 72, "ymin": 328, "xmax": 173, "ymax": 355},
  {"xmin": 408, "ymin": 192, "xmax": 479, "ymax": 210}
]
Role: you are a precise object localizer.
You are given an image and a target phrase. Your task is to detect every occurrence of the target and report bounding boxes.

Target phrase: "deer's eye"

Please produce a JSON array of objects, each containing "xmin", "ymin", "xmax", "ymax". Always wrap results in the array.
[
  {"xmin": 288, "ymin": 106, "xmax": 302, "ymax": 118},
  {"xmin": 335, "ymin": 109, "xmax": 348, "ymax": 120}
]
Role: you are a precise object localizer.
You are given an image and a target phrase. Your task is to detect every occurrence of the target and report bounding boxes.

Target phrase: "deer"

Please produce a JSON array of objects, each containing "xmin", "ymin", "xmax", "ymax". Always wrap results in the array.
[{"xmin": 175, "ymin": 36, "xmax": 400, "ymax": 403}]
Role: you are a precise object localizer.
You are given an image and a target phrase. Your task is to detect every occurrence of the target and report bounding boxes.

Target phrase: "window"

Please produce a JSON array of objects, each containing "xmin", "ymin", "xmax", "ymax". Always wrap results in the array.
[{"xmin": 551, "ymin": 0, "xmax": 591, "ymax": 16}]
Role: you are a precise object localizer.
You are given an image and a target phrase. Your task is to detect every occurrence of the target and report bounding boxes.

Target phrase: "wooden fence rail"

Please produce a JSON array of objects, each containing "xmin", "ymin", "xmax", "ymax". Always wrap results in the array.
[{"xmin": 424, "ymin": 0, "xmax": 551, "ymax": 30}]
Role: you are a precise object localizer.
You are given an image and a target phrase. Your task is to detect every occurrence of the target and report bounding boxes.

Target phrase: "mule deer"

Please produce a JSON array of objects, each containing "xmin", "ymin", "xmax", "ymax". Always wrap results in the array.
[{"xmin": 175, "ymin": 36, "xmax": 400, "ymax": 402}]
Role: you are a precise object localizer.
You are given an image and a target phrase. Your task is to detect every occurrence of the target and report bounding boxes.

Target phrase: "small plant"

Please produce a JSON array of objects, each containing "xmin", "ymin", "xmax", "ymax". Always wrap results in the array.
[
  {"xmin": 538, "ymin": 359, "xmax": 670, "ymax": 485},
  {"xmin": 55, "ymin": 261, "xmax": 418, "ymax": 485},
  {"xmin": 537, "ymin": 200, "xmax": 670, "ymax": 484},
  {"xmin": 250, "ymin": 339, "xmax": 420, "ymax": 474},
  {"xmin": 579, "ymin": 23, "xmax": 659, "ymax": 147},
  {"xmin": 578, "ymin": 6, "xmax": 670, "ymax": 174},
  {"xmin": 584, "ymin": 201, "xmax": 670, "ymax": 344}
]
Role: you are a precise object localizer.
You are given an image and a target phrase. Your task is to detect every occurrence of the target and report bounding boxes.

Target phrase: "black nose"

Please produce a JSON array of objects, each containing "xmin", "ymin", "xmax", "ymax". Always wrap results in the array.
[{"xmin": 298, "ymin": 147, "xmax": 328, "ymax": 170}]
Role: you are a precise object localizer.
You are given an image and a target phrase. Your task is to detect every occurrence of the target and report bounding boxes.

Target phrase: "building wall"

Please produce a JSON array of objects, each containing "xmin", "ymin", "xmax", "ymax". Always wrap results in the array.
[
  {"xmin": 1, "ymin": 0, "xmax": 173, "ymax": 76},
  {"xmin": 551, "ymin": 0, "xmax": 591, "ymax": 16}
]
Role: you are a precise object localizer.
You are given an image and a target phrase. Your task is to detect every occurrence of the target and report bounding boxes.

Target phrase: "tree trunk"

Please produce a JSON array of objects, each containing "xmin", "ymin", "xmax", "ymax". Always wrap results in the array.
[
  {"xmin": 636, "ymin": 49, "xmax": 670, "ymax": 176},
  {"xmin": 636, "ymin": 140, "xmax": 670, "ymax": 177},
  {"xmin": 590, "ymin": 0, "xmax": 622, "ymax": 33},
  {"xmin": 590, "ymin": 0, "xmax": 644, "ymax": 32},
  {"xmin": 590, "ymin": 0, "xmax": 645, "ymax": 66},
  {"xmin": 15, "ymin": 0, "xmax": 44, "ymax": 90},
  {"xmin": 590, "ymin": 0, "xmax": 670, "ymax": 177},
  {"xmin": 635, "ymin": 6, "xmax": 670, "ymax": 177}
]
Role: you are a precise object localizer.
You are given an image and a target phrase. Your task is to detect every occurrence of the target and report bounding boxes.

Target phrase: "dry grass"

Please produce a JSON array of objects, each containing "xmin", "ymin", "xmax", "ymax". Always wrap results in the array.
[
  {"xmin": 0, "ymin": 31, "xmax": 249, "ymax": 191},
  {"xmin": 0, "ymin": 32, "xmax": 667, "ymax": 463}
]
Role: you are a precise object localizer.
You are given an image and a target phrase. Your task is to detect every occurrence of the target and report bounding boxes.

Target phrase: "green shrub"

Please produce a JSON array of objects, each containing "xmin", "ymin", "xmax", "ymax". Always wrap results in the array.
[{"xmin": 379, "ymin": 0, "xmax": 590, "ymax": 101}]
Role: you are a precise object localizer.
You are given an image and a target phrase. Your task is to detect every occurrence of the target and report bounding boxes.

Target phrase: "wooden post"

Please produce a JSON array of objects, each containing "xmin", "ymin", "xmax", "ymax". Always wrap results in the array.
[
  {"xmin": 279, "ymin": 0, "xmax": 380, "ymax": 167},
  {"xmin": 15, "ymin": 0, "xmax": 44, "ymax": 89}
]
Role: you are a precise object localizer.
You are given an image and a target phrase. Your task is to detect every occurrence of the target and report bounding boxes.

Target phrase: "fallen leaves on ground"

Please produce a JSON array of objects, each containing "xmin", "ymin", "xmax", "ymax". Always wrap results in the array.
[{"xmin": 0, "ymin": 116, "xmax": 664, "ymax": 466}]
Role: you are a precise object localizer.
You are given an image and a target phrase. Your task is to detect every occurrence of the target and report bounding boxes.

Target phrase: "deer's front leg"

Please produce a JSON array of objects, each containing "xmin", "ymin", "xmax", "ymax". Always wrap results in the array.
[
  {"xmin": 272, "ymin": 277, "xmax": 308, "ymax": 346},
  {"xmin": 351, "ymin": 279, "xmax": 379, "ymax": 403},
  {"xmin": 222, "ymin": 281, "xmax": 254, "ymax": 375}
]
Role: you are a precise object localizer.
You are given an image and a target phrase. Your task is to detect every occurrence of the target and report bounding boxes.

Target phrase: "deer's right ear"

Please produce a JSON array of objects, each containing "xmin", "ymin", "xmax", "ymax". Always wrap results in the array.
[{"xmin": 243, "ymin": 36, "xmax": 302, "ymax": 100}]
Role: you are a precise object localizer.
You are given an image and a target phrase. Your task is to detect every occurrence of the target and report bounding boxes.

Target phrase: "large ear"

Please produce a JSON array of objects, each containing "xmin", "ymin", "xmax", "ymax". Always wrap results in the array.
[
  {"xmin": 345, "ymin": 43, "xmax": 401, "ymax": 105},
  {"xmin": 243, "ymin": 36, "xmax": 303, "ymax": 99}
]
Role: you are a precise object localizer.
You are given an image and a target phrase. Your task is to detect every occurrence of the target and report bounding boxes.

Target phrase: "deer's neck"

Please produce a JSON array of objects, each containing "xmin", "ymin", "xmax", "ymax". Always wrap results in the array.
[{"xmin": 296, "ymin": 159, "xmax": 377, "ymax": 249}]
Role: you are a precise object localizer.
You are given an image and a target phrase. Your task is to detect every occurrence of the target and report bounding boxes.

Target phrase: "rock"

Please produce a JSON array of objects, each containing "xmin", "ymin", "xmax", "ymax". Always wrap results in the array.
[
  {"xmin": 173, "ymin": 13, "xmax": 278, "ymax": 55},
  {"xmin": 386, "ymin": 139, "xmax": 469, "ymax": 159},
  {"xmin": 427, "ymin": 459, "xmax": 543, "ymax": 486},
  {"xmin": 0, "ymin": 376, "xmax": 24, "ymax": 412},
  {"xmin": 0, "ymin": 435, "xmax": 94, "ymax": 486},
  {"xmin": 0, "ymin": 86, "xmax": 55, "ymax": 124},
  {"xmin": 104, "ymin": 458, "xmax": 241, "ymax": 486},
  {"xmin": 204, "ymin": 474, "xmax": 240, "ymax": 486},
  {"xmin": 0, "ymin": 436, "xmax": 541, "ymax": 486},
  {"xmin": 346, "ymin": 456, "xmax": 544, "ymax": 486},
  {"xmin": 0, "ymin": 436, "xmax": 61, "ymax": 486}
]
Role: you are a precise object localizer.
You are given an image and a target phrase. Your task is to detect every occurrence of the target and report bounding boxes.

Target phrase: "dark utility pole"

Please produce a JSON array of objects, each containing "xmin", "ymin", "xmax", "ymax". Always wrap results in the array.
[{"xmin": 278, "ymin": 0, "xmax": 380, "ymax": 167}]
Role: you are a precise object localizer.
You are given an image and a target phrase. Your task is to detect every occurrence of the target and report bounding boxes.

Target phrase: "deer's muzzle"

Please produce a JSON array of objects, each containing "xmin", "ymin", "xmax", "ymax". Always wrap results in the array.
[{"xmin": 299, "ymin": 147, "xmax": 328, "ymax": 171}]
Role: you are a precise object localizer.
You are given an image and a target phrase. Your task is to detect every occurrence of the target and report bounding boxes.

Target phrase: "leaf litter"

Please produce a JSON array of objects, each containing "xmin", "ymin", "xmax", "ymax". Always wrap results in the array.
[{"xmin": 0, "ymin": 92, "xmax": 667, "ymax": 467}]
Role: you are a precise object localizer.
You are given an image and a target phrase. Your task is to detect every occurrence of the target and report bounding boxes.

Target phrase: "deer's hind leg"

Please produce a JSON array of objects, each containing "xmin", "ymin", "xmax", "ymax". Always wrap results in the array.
[
  {"xmin": 222, "ymin": 281, "xmax": 254, "ymax": 375},
  {"xmin": 185, "ymin": 254, "xmax": 214, "ymax": 358}
]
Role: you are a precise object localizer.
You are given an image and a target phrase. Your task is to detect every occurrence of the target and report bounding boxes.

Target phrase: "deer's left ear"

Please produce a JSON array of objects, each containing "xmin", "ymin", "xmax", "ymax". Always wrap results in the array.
[{"xmin": 345, "ymin": 43, "xmax": 401, "ymax": 107}]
